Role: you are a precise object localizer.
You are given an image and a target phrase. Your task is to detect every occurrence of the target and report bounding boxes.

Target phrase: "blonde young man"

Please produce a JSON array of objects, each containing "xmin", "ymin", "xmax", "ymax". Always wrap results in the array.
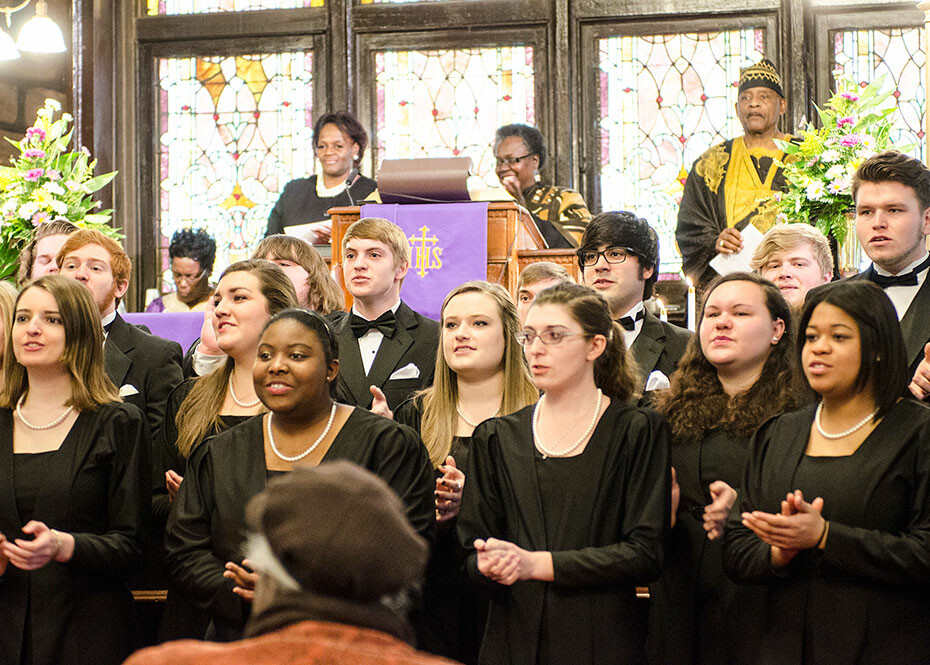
[
  {"xmin": 333, "ymin": 217, "xmax": 439, "ymax": 411},
  {"xmin": 751, "ymin": 223, "xmax": 833, "ymax": 307}
]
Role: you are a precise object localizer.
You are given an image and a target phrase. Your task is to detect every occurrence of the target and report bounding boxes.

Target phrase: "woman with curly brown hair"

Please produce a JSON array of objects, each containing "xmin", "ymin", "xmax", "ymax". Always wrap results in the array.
[{"xmin": 648, "ymin": 271, "xmax": 809, "ymax": 665}]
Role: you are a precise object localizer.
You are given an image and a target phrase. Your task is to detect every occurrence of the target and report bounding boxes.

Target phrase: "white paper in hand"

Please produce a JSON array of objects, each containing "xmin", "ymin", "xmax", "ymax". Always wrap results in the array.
[{"xmin": 709, "ymin": 223, "xmax": 765, "ymax": 276}]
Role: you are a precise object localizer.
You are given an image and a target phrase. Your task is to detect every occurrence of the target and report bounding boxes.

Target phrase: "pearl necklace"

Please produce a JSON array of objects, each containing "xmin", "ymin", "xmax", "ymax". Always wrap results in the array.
[
  {"xmin": 267, "ymin": 403, "xmax": 338, "ymax": 462},
  {"xmin": 533, "ymin": 389, "xmax": 603, "ymax": 459},
  {"xmin": 456, "ymin": 402, "xmax": 501, "ymax": 428},
  {"xmin": 815, "ymin": 401, "xmax": 880, "ymax": 440},
  {"xmin": 228, "ymin": 370, "xmax": 261, "ymax": 408},
  {"xmin": 16, "ymin": 394, "xmax": 74, "ymax": 431}
]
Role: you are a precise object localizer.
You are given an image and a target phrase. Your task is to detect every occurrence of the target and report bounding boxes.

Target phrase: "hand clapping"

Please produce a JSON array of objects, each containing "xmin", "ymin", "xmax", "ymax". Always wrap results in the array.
[
  {"xmin": 224, "ymin": 559, "xmax": 259, "ymax": 602},
  {"xmin": 703, "ymin": 480, "xmax": 737, "ymax": 541},
  {"xmin": 435, "ymin": 455, "xmax": 464, "ymax": 523},
  {"xmin": 741, "ymin": 490, "xmax": 826, "ymax": 567}
]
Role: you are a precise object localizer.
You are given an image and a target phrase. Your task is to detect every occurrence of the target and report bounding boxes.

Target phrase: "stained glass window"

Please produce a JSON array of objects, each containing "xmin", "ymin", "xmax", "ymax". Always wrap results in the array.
[
  {"xmin": 374, "ymin": 46, "xmax": 535, "ymax": 189},
  {"xmin": 156, "ymin": 52, "xmax": 314, "ymax": 290},
  {"xmin": 147, "ymin": 0, "xmax": 320, "ymax": 15},
  {"xmin": 833, "ymin": 27, "xmax": 925, "ymax": 162},
  {"xmin": 598, "ymin": 30, "xmax": 765, "ymax": 273}
]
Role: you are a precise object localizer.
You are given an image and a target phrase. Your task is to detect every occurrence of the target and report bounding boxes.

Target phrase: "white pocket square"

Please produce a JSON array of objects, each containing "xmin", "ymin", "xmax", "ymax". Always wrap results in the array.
[
  {"xmin": 645, "ymin": 371, "xmax": 670, "ymax": 392},
  {"xmin": 119, "ymin": 384, "xmax": 140, "ymax": 397},
  {"xmin": 389, "ymin": 363, "xmax": 420, "ymax": 380}
]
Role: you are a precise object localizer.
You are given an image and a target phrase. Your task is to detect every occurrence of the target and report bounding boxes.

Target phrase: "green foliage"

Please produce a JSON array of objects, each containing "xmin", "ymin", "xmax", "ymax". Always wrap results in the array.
[
  {"xmin": 0, "ymin": 99, "xmax": 122, "ymax": 281},
  {"xmin": 765, "ymin": 75, "xmax": 899, "ymax": 245}
]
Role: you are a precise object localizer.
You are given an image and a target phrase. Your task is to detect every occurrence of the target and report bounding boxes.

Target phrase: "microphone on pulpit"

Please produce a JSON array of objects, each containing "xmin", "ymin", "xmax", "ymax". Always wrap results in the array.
[{"xmin": 345, "ymin": 168, "xmax": 359, "ymax": 206}]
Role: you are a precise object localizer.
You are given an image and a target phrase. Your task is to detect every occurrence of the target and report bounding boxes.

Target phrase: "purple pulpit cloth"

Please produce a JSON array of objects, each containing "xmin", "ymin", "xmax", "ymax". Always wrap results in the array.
[
  {"xmin": 359, "ymin": 203, "xmax": 489, "ymax": 320},
  {"xmin": 123, "ymin": 312, "xmax": 203, "ymax": 352}
]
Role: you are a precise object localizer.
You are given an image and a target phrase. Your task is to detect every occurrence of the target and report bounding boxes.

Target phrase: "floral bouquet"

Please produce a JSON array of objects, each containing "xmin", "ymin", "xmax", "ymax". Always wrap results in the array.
[
  {"xmin": 769, "ymin": 74, "xmax": 898, "ymax": 245},
  {"xmin": 0, "ymin": 99, "xmax": 119, "ymax": 280}
]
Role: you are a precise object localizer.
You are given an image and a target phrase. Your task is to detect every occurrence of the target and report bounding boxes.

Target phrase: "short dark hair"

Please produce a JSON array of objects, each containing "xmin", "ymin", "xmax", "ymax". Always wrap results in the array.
[
  {"xmin": 494, "ymin": 123, "xmax": 548, "ymax": 170},
  {"xmin": 313, "ymin": 111, "xmax": 369, "ymax": 167},
  {"xmin": 261, "ymin": 308, "xmax": 340, "ymax": 397},
  {"xmin": 578, "ymin": 211, "xmax": 660, "ymax": 299},
  {"xmin": 798, "ymin": 280, "xmax": 907, "ymax": 419},
  {"xmin": 169, "ymin": 228, "xmax": 216, "ymax": 275},
  {"xmin": 851, "ymin": 150, "xmax": 930, "ymax": 212}
]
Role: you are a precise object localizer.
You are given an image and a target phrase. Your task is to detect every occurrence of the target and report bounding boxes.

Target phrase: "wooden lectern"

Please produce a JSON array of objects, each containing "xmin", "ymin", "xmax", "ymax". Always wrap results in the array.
[{"xmin": 328, "ymin": 202, "xmax": 580, "ymax": 306}]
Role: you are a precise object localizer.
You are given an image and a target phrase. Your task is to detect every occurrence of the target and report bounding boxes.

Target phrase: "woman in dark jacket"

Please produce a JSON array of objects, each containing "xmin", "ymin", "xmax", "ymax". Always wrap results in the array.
[
  {"xmin": 723, "ymin": 280, "xmax": 930, "ymax": 664},
  {"xmin": 0, "ymin": 275, "xmax": 147, "ymax": 665},
  {"xmin": 165, "ymin": 309, "xmax": 434, "ymax": 641},
  {"xmin": 266, "ymin": 110, "xmax": 377, "ymax": 242}
]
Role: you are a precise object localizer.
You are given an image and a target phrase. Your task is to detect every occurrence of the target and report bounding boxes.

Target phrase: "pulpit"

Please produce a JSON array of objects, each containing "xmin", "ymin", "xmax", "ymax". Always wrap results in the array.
[{"xmin": 328, "ymin": 201, "xmax": 580, "ymax": 308}]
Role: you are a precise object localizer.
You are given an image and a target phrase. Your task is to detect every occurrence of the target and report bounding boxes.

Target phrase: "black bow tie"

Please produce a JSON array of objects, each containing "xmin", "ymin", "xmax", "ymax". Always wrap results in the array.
[
  {"xmin": 350, "ymin": 310, "xmax": 397, "ymax": 338},
  {"xmin": 869, "ymin": 254, "xmax": 930, "ymax": 288},
  {"xmin": 102, "ymin": 320, "xmax": 115, "ymax": 334},
  {"xmin": 617, "ymin": 309, "xmax": 645, "ymax": 332}
]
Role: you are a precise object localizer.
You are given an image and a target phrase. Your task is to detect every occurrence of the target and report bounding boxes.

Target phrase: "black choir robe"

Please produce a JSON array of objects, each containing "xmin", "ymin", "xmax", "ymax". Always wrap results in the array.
[
  {"xmin": 164, "ymin": 407, "xmax": 435, "ymax": 641},
  {"xmin": 723, "ymin": 400, "xmax": 930, "ymax": 664},
  {"xmin": 0, "ymin": 403, "xmax": 149, "ymax": 665},
  {"xmin": 457, "ymin": 401, "xmax": 670, "ymax": 665},
  {"xmin": 647, "ymin": 428, "xmax": 766, "ymax": 665}
]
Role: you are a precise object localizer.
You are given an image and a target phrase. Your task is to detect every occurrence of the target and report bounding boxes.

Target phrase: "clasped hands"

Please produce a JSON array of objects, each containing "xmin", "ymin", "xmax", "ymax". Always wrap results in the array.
[
  {"xmin": 741, "ymin": 489, "xmax": 826, "ymax": 567},
  {"xmin": 474, "ymin": 538, "xmax": 553, "ymax": 586},
  {"xmin": 0, "ymin": 521, "xmax": 74, "ymax": 575}
]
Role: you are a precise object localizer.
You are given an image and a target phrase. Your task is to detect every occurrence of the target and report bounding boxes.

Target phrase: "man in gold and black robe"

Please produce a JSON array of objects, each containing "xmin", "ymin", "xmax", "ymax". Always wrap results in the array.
[{"xmin": 676, "ymin": 59, "xmax": 794, "ymax": 288}]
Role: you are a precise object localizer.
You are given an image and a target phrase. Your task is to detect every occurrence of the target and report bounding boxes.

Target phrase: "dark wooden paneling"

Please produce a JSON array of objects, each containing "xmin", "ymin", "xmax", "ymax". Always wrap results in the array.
[
  {"xmin": 352, "ymin": 0, "xmax": 547, "ymax": 33},
  {"xmin": 136, "ymin": 8, "xmax": 326, "ymax": 42}
]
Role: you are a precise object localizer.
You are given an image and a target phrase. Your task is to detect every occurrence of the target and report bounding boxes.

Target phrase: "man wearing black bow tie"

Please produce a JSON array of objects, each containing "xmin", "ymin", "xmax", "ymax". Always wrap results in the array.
[
  {"xmin": 578, "ymin": 211, "xmax": 691, "ymax": 396},
  {"xmin": 332, "ymin": 217, "xmax": 439, "ymax": 412},
  {"xmin": 849, "ymin": 150, "xmax": 930, "ymax": 396}
]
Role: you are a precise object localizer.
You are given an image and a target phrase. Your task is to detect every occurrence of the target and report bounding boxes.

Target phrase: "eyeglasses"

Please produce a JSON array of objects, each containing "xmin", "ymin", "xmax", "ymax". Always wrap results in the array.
[
  {"xmin": 495, "ymin": 153, "xmax": 535, "ymax": 167},
  {"xmin": 515, "ymin": 329, "xmax": 586, "ymax": 346},
  {"xmin": 577, "ymin": 246, "xmax": 638, "ymax": 268},
  {"xmin": 172, "ymin": 268, "xmax": 207, "ymax": 284}
]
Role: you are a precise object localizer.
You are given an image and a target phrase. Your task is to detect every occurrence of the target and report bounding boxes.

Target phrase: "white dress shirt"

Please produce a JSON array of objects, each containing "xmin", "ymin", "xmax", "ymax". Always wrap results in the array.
[
  {"xmin": 873, "ymin": 252, "xmax": 930, "ymax": 320},
  {"xmin": 355, "ymin": 300, "xmax": 401, "ymax": 376}
]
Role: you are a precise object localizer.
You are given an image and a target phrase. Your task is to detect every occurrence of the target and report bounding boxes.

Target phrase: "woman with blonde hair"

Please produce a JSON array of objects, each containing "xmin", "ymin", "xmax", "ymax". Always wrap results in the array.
[
  {"xmin": 396, "ymin": 280, "xmax": 538, "ymax": 663},
  {"xmin": 188, "ymin": 235, "xmax": 343, "ymax": 378},
  {"xmin": 0, "ymin": 275, "xmax": 147, "ymax": 665},
  {"xmin": 153, "ymin": 259, "xmax": 297, "ymax": 640}
]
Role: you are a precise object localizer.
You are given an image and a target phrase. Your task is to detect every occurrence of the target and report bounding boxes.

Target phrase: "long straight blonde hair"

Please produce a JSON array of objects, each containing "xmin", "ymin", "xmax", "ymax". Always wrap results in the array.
[
  {"xmin": 418, "ymin": 281, "xmax": 538, "ymax": 467},
  {"xmin": 175, "ymin": 260, "xmax": 298, "ymax": 458}
]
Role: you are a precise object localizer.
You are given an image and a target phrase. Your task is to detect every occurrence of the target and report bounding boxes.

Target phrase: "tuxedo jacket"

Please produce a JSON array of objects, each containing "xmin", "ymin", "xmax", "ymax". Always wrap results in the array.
[
  {"xmin": 630, "ymin": 309, "xmax": 692, "ymax": 394},
  {"xmin": 105, "ymin": 313, "xmax": 184, "ymax": 439},
  {"xmin": 333, "ymin": 302, "xmax": 439, "ymax": 411},
  {"xmin": 850, "ymin": 268, "xmax": 930, "ymax": 374}
]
